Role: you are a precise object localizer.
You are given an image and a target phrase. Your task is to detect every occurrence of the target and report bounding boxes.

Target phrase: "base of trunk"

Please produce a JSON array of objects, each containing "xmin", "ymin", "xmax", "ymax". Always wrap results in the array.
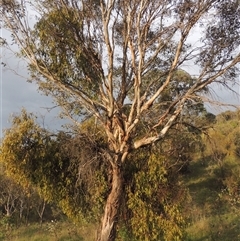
[{"xmin": 97, "ymin": 166, "xmax": 123, "ymax": 241}]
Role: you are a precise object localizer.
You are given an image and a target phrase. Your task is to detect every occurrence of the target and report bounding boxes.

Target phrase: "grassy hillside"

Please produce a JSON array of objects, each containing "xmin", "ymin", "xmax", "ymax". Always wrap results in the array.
[
  {"xmin": 183, "ymin": 159, "xmax": 240, "ymax": 240},
  {"xmin": 184, "ymin": 110, "xmax": 240, "ymax": 240}
]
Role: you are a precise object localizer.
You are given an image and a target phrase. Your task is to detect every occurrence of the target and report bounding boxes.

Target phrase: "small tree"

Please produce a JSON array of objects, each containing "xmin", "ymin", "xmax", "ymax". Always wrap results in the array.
[
  {"xmin": 0, "ymin": 110, "xmax": 109, "ymax": 222},
  {"xmin": 1, "ymin": 1, "xmax": 240, "ymax": 240}
]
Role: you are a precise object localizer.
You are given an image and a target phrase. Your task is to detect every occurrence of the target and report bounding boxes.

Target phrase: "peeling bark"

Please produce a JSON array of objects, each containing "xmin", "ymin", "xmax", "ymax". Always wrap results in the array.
[{"xmin": 98, "ymin": 165, "xmax": 123, "ymax": 241}]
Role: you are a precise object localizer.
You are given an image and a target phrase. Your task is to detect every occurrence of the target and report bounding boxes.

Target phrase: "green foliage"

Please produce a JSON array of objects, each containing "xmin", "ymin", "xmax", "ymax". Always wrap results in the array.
[
  {"xmin": 31, "ymin": 6, "xmax": 102, "ymax": 97},
  {"xmin": 126, "ymin": 153, "xmax": 187, "ymax": 241},
  {"xmin": 0, "ymin": 109, "xmax": 48, "ymax": 185},
  {"xmin": 0, "ymin": 110, "xmax": 109, "ymax": 223},
  {"xmin": 116, "ymin": 224, "xmax": 137, "ymax": 241}
]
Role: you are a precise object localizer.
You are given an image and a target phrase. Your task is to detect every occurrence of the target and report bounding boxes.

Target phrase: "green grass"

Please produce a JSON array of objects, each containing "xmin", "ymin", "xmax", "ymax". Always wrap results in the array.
[
  {"xmin": 185, "ymin": 212, "xmax": 240, "ymax": 241},
  {"xmin": 0, "ymin": 221, "xmax": 96, "ymax": 241},
  {"xmin": 182, "ymin": 157, "xmax": 240, "ymax": 241}
]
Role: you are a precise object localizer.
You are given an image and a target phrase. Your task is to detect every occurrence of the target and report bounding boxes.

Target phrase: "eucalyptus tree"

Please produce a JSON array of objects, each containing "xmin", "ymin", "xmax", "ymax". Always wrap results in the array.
[{"xmin": 1, "ymin": 0, "xmax": 240, "ymax": 240}]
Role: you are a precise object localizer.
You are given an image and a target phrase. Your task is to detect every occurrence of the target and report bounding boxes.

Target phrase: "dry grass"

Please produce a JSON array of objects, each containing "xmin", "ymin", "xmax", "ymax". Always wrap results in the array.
[{"xmin": 0, "ymin": 221, "xmax": 97, "ymax": 241}]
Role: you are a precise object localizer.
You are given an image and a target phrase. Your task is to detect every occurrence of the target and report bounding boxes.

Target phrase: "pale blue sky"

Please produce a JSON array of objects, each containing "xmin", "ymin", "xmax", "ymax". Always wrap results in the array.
[{"xmin": 0, "ymin": 53, "xmax": 67, "ymax": 136}]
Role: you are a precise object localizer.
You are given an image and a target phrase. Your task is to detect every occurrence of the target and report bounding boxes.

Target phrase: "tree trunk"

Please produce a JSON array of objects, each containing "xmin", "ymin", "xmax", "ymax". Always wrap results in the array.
[{"xmin": 98, "ymin": 165, "xmax": 123, "ymax": 241}]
